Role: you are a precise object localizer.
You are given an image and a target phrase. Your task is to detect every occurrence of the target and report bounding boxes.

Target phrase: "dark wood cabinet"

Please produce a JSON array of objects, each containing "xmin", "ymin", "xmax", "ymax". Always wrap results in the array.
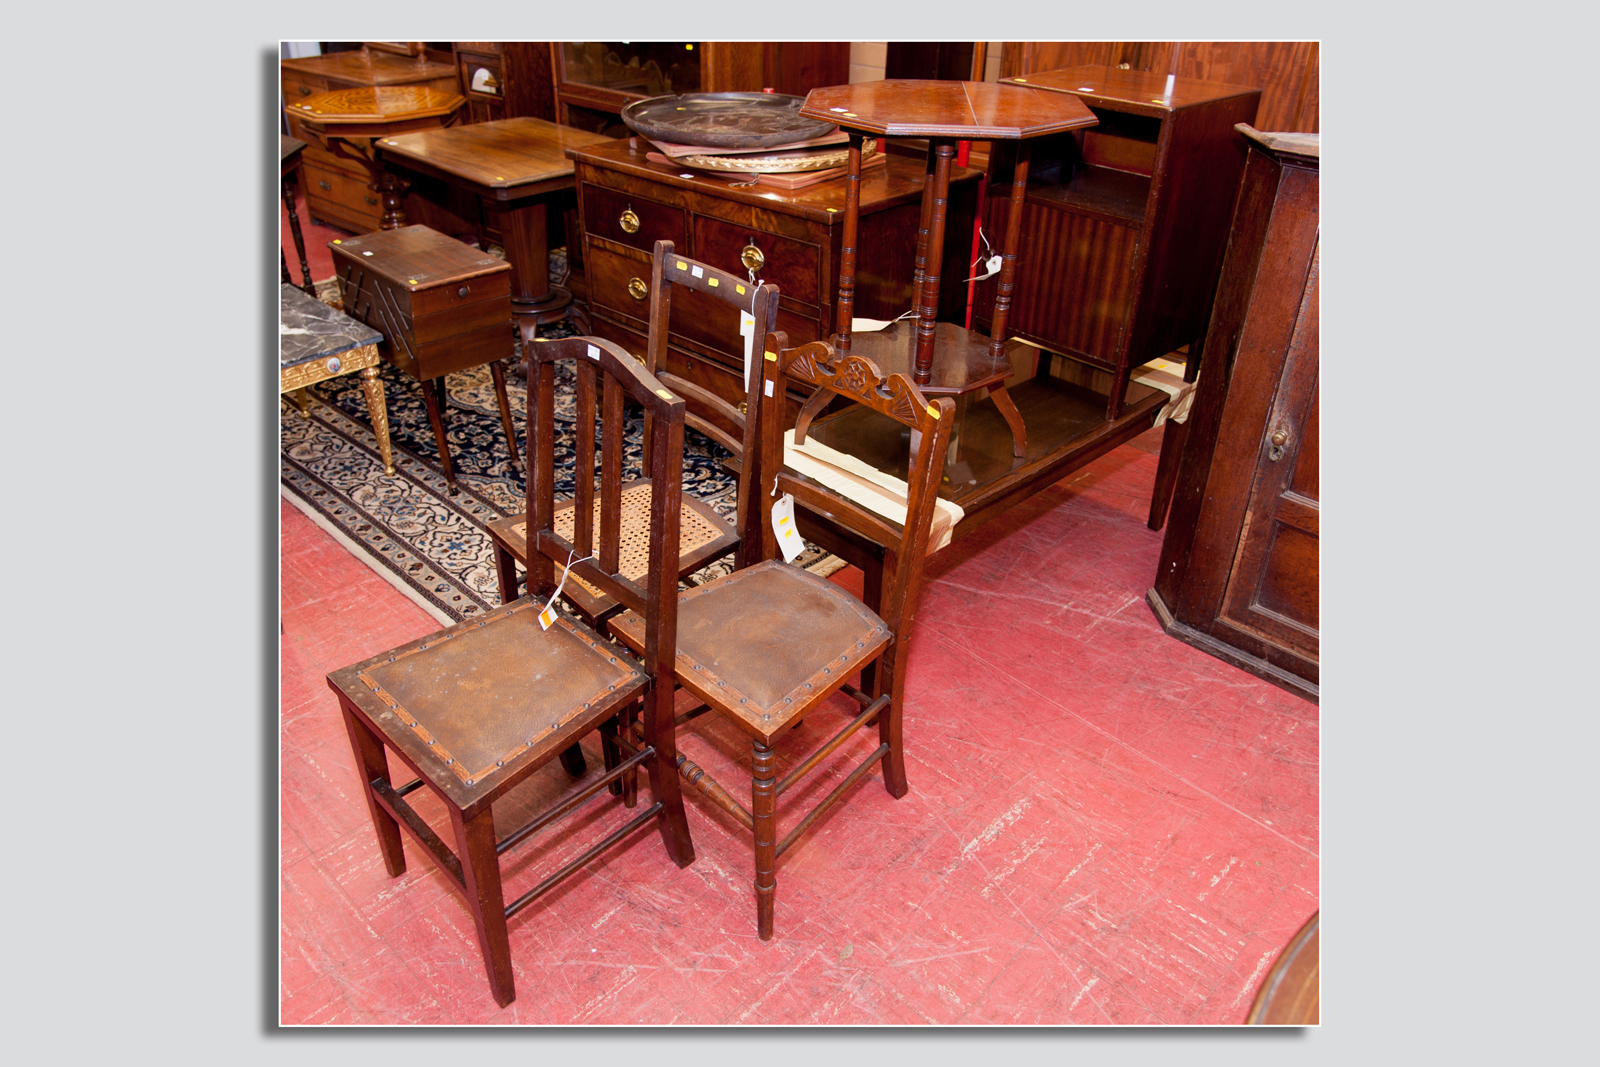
[
  {"xmin": 552, "ymin": 42, "xmax": 849, "ymax": 136},
  {"xmin": 986, "ymin": 66, "xmax": 1260, "ymax": 419},
  {"xmin": 1147, "ymin": 126, "xmax": 1319, "ymax": 702},
  {"xmin": 452, "ymin": 42, "xmax": 557, "ymax": 125},
  {"xmin": 567, "ymin": 137, "xmax": 977, "ymax": 415},
  {"xmin": 1001, "ymin": 41, "xmax": 1319, "ymax": 134}
]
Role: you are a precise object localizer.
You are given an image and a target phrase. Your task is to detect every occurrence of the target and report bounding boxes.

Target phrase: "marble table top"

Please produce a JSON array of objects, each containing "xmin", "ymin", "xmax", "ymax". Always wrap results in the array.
[{"xmin": 280, "ymin": 284, "xmax": 381, "ymax": 370}]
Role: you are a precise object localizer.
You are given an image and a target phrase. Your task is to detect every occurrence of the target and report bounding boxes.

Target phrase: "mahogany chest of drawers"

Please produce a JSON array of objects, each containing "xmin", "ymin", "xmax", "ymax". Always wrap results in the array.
[{"xmin": 565, "ymin": 137, "xmax": 979, "ymax": 411}]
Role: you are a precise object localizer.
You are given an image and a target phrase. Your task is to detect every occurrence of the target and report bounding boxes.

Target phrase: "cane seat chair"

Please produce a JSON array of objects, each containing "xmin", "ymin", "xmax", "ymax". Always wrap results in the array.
[
  {"xmin": 484, "ymin": 240, "xmax": 779, "ymax": 623},
  {"xmin": 608, "ymin": 330, "xmax": 954, "ymax": 939},
  {"xmin": 325, "ymin": 335, "xmax": 696, "ymax": 1008}
]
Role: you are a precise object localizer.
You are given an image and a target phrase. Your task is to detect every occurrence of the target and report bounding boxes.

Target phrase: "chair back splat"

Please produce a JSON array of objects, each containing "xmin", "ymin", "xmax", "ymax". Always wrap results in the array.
[{"xmin": 326, "ymin": 334, "xmax": 695, "ymax": 1008}]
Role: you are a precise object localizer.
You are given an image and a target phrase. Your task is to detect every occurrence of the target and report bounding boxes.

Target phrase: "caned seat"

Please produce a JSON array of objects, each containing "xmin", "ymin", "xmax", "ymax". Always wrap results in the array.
[
  {"xmin": 610, "ymin": 330, "xmax": 953, "ymax": 939},
  {"xmin": 326, "ymin": 334, "xmax": 694, "ymax": 1008},
  {"xmin": 486, "ymin": 239, "xmax": 778, "ymax": 620}
]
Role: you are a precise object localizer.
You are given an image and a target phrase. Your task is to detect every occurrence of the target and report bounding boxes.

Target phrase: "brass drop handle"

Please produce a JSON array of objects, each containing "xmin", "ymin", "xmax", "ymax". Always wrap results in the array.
[
  {"xmin": 740, "ymin": 243, "xmax": 765, "ymax": 274},
  {"xmin": 619, "ymin": 208, "xmax": 640, "ymax": 234},
  {"xmin": 298, "ymin": 85, "xmax": 313, "ymax": 95},
  {"xmin": 627, "ymin": 277, "xmax": 648, "ymax": 301}
]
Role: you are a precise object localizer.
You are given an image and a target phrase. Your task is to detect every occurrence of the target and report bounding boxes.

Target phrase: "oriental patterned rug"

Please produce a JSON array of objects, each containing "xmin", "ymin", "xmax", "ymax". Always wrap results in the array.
[{"xmin": 280, "ymin": 302, "xmax": 833, "ymax": 625}]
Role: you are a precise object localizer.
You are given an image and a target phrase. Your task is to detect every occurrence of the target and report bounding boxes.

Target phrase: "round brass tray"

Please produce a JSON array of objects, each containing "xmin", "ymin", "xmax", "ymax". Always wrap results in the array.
[
  {"xmin": 677, "ymin": 139, "xmax": 877, "ymax": 175},
  {"xmin": 622, "ymin": 92, "xmax": 834, "ymax": 149}
]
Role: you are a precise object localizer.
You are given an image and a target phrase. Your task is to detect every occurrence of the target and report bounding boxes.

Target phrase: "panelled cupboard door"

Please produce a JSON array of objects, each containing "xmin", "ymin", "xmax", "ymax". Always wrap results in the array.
[{"xmin": 1218, "ymin": 244, "xmax": 1319, "ymax": 664}]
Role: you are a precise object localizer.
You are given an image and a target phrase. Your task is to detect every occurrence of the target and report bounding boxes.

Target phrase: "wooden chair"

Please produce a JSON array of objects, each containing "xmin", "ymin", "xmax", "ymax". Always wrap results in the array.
[
  {"xmin": 485, "ymin": 240, "xmax": 779, "ymax": 623},
  {"xmin": 325, "ymin": 334, "xmax": 695, "ymax": 1008},
  {"xmin": 609, "ymin": 331, "xmax": 954, "ymax": 939}
]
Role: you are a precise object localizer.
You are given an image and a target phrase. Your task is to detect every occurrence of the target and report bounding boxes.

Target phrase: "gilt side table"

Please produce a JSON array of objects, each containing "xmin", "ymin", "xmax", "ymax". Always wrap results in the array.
[
  {"xmin": 280, "ymin": 284, "xmax": 394, "ymax": 475},
  {"xmin": 797, "ymin": 81, "xmax": 1097, "ymax": 457}
]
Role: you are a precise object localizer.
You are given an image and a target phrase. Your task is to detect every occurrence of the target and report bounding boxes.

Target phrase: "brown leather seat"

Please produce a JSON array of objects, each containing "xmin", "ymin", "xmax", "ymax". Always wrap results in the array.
[
  {"xmin": 325, "ymin": 334, "xmax": 695, "ymax": 1008},
  {"xmin": 609, "ymin": 330, "xmax": 954, "ymax": 940}
]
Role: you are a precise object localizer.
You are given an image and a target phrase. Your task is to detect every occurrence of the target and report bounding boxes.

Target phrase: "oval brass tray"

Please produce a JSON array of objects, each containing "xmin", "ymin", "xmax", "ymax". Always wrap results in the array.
[
  {"xmin": 677, "ymin": 139, "xmax": 877, "ymax": 175},
  {"xmin": 622, "ymin": 92, "xmax": 835, "ymax": 149}
]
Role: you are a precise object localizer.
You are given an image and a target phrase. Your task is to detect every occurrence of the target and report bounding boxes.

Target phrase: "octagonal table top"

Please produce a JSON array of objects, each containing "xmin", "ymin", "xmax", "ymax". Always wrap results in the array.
[
  {"xmin": 800, "ymin": 80, "xmax": 1096, "ymax": 140},
  {"xmin": 286, "ymin": 85, "xmax": 464, "ymax": 129}
]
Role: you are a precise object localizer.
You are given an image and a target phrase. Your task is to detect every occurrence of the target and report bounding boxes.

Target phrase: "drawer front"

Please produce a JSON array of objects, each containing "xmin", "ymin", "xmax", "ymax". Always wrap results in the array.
[
  {"xmin": 693, "ymin": 216, "xmax": 819, "ymax": 307},
  {"xmin": 407, "ymin": 269, "xmax": 511, "ymax": 319},
  {"xmin": 582, "ymin": 184, "xmax": 686, "ymax": 254},
  {"xmin": 303, "ymin": 161, "xmax": 383, "ymax": 229},
  {"xmin": 281, "ymin": 69, "xmax": 330, "ymax": 104},
  {"xmin": 587, "ymin": 244, "xmax": 819, "ymax": 374},
  {"xmin": 407, "ymin": 321, "xmax": 515, "ymax": 381}
]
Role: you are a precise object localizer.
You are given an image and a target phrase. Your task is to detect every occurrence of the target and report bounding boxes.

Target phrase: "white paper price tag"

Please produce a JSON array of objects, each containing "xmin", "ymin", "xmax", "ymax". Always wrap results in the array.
[
  {"xmin": 771, "ymin": 493, "xmax": 805, "ymax": 564},
  {"xmin": 740, "ymin": 310, "xmax": 757, "ymax": 390},
  {"xmin": 539, "ymin": 550, "xmax": 594, "ymax": 630}
]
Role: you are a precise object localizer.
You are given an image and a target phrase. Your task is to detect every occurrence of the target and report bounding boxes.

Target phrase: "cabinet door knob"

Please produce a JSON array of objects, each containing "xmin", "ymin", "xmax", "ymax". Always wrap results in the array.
[
  {"xmin": 1268, "ymin": 428, "xmax": 1289, "ymax": 462},
  {"xmin": 619, "ymin": 208, "xmax": 640, "ymax": 234},
  {"xmin": 458, "ymin": 285, "xmax": 471, "ymax": 298},
  {"xmin": 627, "ymin": 277, "xmax": 648, "ymax": 301},
  {"xmin": 740, "ymin": 243, "xmax": 765, "ymax": 274}
]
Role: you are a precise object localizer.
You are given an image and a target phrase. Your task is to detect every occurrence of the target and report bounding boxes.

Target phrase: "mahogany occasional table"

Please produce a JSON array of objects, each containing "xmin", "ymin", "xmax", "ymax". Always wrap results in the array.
[
  {"xmin": 376, "ymin": 117, "xmax": 613, "ymax": 330},
  {"xmin": 285, "ymin": 85, "xmax": 465, "ymax": 232},
  {"xmin": 797, "ymin": 81, "xmax": 1097, "ymax": 458}
]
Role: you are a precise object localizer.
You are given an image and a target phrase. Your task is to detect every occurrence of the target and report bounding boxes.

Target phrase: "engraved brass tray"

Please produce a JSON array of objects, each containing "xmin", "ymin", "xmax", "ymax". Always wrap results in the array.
[
  {"xmin": 621, "ymin": 92, "xmax": 835, "ymax": 149},
  {"xmin": 675, "ymin": 138, "xmax": 878, "ymax": 174}
]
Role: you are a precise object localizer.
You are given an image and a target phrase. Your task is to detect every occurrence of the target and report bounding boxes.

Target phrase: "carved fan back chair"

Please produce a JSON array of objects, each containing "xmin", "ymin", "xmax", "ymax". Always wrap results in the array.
[
  {"xmin": 325, "ymin": 334, "xmax": 695, "ymax": 1008},
  {"xmin": 609, "ymin": 331, "xmax": 954, "ymax": 939},
  {"xmin": 485, "ymin": 240, "xmax": 779, "ymax": 622}
]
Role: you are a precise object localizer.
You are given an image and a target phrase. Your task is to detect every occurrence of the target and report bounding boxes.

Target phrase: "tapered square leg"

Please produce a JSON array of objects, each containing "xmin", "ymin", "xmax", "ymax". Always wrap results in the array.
[
  {"xmin": 338, "ymin": 701, "xmax": 406, "ymax": 878},
  {"xmin": 449, "ymin": 805, "xmax": 516, "ymax": 1008}
]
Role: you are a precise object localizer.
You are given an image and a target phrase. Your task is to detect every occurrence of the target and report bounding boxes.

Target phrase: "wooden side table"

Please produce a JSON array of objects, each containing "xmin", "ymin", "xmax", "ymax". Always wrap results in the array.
[
  {"xmin": 280, "ymin": 284, "xmax": 394, "ymax": 475},
  {"xmin": 280, "ymin": 136, "xmax": 315, "ymax": 295},
  {"xmin": 376, "ymin": 117, "xmax": 612, "ymax": 329},
  {"xmin": 330, "ymin": 225, "xmax": 519, "ymax": 493},
  {"xmin": 798, "ymin": 81, "xmax": 1097, "ymax": 458},
  {"xmin": 286, "ymin": 85, "xmax": 465, "ymax": 232}
]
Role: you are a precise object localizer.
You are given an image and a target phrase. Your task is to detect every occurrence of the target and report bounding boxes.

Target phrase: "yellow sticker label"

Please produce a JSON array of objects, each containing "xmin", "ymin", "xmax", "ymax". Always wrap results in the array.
[
  {"xmin": 736, "ymin": 284, "xmax": 747, "ymax": 294},
  {"xmin": 764, "ymin": 350, "xmax": 778, "ymax": 361},
  {"xmin": 927, "ymin": 405, "xmax": 940, "ymax": 419},
  {"xmin": 538, "ymin": 605, "xmax": 557, "ymax": 630},
  {"xmin": 655, "ymin": 388, "xmax": 673, "ymax": 399},
  {"xmin": 708, "ymin": 277, "xmax": 719, "ymax": 286},
  {"xmin": 676, "ymin": 260, "xmax": 688, "ymax": 270}
]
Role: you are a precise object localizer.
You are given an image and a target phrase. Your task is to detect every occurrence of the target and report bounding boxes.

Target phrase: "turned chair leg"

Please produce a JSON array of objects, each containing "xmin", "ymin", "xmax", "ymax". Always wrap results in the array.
[
  {"xmin": 752, "ymin": 739, "xmax": 778, "ymax": 940},
  {"xmin": 449, "ymin": 804, "xmax": 516, "ymax": 1008}
]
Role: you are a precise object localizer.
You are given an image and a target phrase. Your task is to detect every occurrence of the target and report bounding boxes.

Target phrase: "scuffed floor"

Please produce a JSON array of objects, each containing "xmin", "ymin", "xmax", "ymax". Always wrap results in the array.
[{"xmin": 279, "ymin": 426, "xmax": 1318, "ymax": 1024}]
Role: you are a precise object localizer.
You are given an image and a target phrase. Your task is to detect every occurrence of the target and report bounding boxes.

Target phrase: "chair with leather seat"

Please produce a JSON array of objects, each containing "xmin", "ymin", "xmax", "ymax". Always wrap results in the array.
[
  {"xmin": 325, "ymin": 334, "xmax": 695, "ymax": 1008},
  {"xmin": 485, "ymin": 240, "xmax": 779, "ymax": 622},
  {"xmin": 608, "ymin": 330, "xmax": 953, "ymax": 940}
]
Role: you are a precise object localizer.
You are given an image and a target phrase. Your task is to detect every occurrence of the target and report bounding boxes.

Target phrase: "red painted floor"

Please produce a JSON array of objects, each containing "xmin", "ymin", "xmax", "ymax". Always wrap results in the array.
[{"xmin": 279, "ymin": 425, "xmax": 1319, "ymax": 1025}]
